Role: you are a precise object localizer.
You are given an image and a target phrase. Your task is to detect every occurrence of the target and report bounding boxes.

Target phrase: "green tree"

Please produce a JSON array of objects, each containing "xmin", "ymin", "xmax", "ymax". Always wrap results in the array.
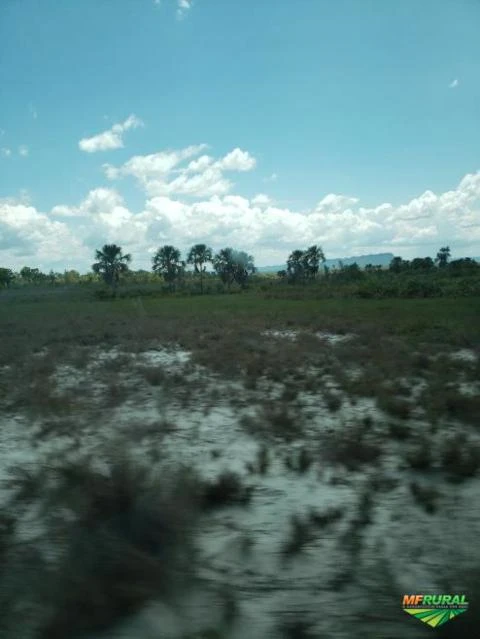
[
  {"xmin": 0, "ymin": 267, "xmax": 14, "ymax": 288},
  {"xmin": 20, "ymin": 266, "xmax": 44, "ymax": 284},
  {"xmin": 92, "ymin": 244, "xmax": 132, "ymax": 294},
  {"xmin": 231, "ymin": 250, "xmax": 255, "ymax": 288},
  {"xmin": 448, "ymin": 257, "xmax": 479, "ymax": 276},
  {"xmin": 213, "ymin": 248, "xmax": 256, "ymax": 289},
  {"xmin": 436, "ymin": 246, "xmax": 451, "ymax": 268},
  {"xmin": 302, "ymin": 245, "xmax": 325, "ymax": 280},
  {"xmin": 389, "ymin": 256, "xmax": 409, "ymax": 273},
  {"xmin": 187, "ymin": 243, "xmax": 213, "ymax": 294},
  {"xmin": 213, "ymin": 248, "xmax": 236, "ymax": 288},
  {"xmin": 64, "ymin": 270, "xmax": 81, "ymax": 285},
  {"xmin": 152, "ymin": 245, "xmax": 184, "ymax": 289},
  {"xmin": 286, "ymin": 250, "xmax": 306, "ymax": 283},
  {"xmin": 411, "ymin": 257, "xmax": 434, "ymax": 270}
]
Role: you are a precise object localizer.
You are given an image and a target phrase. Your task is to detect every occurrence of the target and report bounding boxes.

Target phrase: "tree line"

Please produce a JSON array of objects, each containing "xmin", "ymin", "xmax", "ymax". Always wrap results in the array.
[
  {"xmin": 1, "ymin": 243, "xmax": 478, "ymax": 296},
  {"xmin": 91, "ymin": 244, "xmax": 256, "ymax": 294}
]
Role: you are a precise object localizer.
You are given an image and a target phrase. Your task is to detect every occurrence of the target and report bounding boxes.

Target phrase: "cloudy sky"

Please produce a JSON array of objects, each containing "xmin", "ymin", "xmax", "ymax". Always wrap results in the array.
[{"xmin": 1, "ymin": 0, "xmax": 480, "ymax": 271}]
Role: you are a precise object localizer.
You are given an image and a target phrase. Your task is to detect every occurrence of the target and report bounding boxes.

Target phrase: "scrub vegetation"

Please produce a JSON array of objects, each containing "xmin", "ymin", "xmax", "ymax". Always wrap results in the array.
[{"xmin": 0, "ymin": 244, "xmax": 479, "ymax": 638}]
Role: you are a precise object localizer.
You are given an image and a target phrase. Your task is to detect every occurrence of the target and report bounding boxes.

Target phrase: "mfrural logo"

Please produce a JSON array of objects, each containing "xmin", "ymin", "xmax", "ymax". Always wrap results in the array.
[{"xmin": 402, "ymin": 594, "xmax": 469, "ymax": 628}]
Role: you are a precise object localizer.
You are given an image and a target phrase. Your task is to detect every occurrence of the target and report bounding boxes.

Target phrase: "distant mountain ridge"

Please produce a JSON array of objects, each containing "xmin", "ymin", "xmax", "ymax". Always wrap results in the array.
[{"xmin": 256, "ymin": 253, "xmax": 395, "ymax": 273}]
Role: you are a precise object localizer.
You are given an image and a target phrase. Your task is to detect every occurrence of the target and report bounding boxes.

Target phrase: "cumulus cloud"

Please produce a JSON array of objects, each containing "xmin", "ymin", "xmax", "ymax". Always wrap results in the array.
[
  {"xmin": 1, "ymin": 147, "xmax": 12, "ymax": 157},
  {"xmin": 2, "ymin": 165, "xmax": 480, "ymax": 270},
  {"xmin": 449, "ymin": 78, "xmax": 459, "ymax": 89},
  {"xmin": 104, "ymin": 145, "xmax": 256, "ymax": 198},
  {"xmin": 263, "ymin": 172, "xmax": 278, "ymax": 183},
  {"xmin": 216, "ymin": 148, "xmax": 256, "ymax": 172},
  {"xmin": 315, "ymin": 194, "xmax": 359, "ymax": 213},
  {"xmin": 18, "ymin": 145, "xmax": 29, "ymax": 157},
  {"xmin": 177, "ymin": 0, "xmax": 193, "ymax": 19},
  {"xmin": 0, "ymin": 197, "xmax": 88, "ymax": 268},
  {"xmin": 252, "ymin": 194, "xmax": 273, "ymax": 207},
  {"xmin": 79, "ymin": 114, "xmax": 143, "ymax": 153}
]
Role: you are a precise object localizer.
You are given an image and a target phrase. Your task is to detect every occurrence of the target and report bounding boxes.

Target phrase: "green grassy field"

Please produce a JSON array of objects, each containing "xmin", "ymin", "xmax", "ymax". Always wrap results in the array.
[{"xmin": 2, "ymin": 289, "xmax": 480, "ymax": 361}]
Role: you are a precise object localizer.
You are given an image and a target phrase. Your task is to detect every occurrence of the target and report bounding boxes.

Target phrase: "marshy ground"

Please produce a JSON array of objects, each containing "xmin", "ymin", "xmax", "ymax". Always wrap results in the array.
[{"xmin": 0, "ymin": 289, "xmax": 479, "ymax": 638}]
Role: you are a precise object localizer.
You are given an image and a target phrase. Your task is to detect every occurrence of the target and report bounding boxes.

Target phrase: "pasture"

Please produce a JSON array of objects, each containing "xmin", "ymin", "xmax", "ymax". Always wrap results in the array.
[{"xmin": 0, "ymin": 288, "xmax": 479, "ymax": 638}]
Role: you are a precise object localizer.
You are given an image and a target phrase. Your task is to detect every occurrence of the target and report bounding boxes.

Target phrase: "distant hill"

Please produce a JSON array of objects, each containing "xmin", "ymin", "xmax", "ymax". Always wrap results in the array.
[{"xmin": 256, "ymin": 253, "xmax": 395, "ymax": 273}]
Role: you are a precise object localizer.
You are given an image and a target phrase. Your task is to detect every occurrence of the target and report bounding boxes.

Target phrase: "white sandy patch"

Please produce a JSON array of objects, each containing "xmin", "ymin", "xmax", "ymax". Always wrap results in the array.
[
  {"xmin": 262, "ymin": 329, "xmax": 355, "ymax": 345},
  {"xmin": 1, "ymin": 343, "xmax": 479, "ymax": 639},
  {"xmin": 449, "ymin": 348, "xmax": 478, "ymax": 363}
]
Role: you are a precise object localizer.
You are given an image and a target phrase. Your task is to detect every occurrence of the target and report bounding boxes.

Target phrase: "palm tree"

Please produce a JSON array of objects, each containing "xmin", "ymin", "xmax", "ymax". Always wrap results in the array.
[
  {"xmin": 435, "ymin": 246, "xmax": 451, "ymax": 268},
  {"xmin": 187, "ymin": 244, "xmax": 213, "ymax": 294},
  {"xmin": 213, "ymin": 248, "xmax": 236, "ymax": 289},
  {"xmin": 302, "ymin": 245, "xmax": 325, "ymax": 280},
  {"xmin": 152, "ymin": 245, "xmax": 183, "ymax": 290},
  {"xmin": 287, "ymin": 250, "xmax": 306, "ymax": 283},
  {"xmin": 92, "ymin": 244, "xmax": 131, "ymax": 294}
]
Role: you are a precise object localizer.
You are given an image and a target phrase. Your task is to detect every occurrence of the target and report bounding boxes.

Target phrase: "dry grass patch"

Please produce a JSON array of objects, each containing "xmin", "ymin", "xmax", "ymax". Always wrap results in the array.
[
  {"xmin": 241, "ymin": 401, "xmax": 305, "ymax": 442},
  {"xmin": 322, "ymin": 420, "xmax": 382, "ymax": 470},
  {"xmin": 440, "ymin": 432, "xmax": 480, "ymax": 481},
  {"xmin": 201, "ymin": 472, "xmax": 252, "ymax": 510},
  {"xmin": 0, "ymin": 454, "xmax": 201, "ymax": 639}
]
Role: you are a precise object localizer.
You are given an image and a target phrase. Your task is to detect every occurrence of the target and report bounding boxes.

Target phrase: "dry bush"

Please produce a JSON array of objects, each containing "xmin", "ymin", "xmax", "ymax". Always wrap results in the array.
[
  {"xmin": 410, "ymin": 481, "xmax": 441, "ymax": 514},
  {"xmin": 241, "ymin": 401, "xmax": 304, "ymax": 442},
  {"xmin": 377, "ymin": 392, "xmax": 411, "ymax": 420},
  {"xmin": 405, "ymin": 435, "xmax": 432, "ymax": 470},
  {"xmin": 322, "ymin": 420, "xmax": 382, "ymax": 470},
  {"xmin": 282, "ymin": 514, "xmax": 314, "ymax": 558},
  {"xmin": 0, "ymin": 454, "xmax": 201, "ymax": 639},
  {"xmin": 201, "ymin": 472, "xmax": 252, "ymax": 510},
  {"xmin": 440, "ymin": 432, "xmax": 480, "ymax": 480},
  {"xmin": 323, "ymin": 389, "xmax": 343, "ymax": 412},
  {"xmin": 138, "ymin": 365, "xmax": 166, "ymax": 387}
]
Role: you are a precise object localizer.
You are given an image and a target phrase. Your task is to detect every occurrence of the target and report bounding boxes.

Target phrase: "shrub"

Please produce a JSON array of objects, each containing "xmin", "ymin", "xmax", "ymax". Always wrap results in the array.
[
  {"xmin": 377, "ymin": 393, "xmax": 411, "ymax": 420},
  {"xmin": 1, "ymin": 455, "xmax": 200, "ymax": 639},
  {"xmin": 406, "ymin": 436, "xmax": 432, "ymax": 470},
  {"xmin": 202, "ymin": 472, "xmax": 252, "ymax": 510},
  {"xmin": 440, "ymin": 433, "xmax": 480, "ymax": 480},
  {"xmin": 410, "ymin": 481, "xmax": 440, "ymax": 514},
  {"xmin": 322, "ymin": 421, "xmax": 382, "ymax": 470}
]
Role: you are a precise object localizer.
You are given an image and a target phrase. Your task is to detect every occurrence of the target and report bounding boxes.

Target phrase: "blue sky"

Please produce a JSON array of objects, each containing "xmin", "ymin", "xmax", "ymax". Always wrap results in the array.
[{"xmin": 1, "ymin": 0, "xmax": 479, "ymax": 271}]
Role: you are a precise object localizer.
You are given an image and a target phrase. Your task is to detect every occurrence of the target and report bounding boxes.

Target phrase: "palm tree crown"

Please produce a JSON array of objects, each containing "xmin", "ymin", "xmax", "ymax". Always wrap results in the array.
[{"xmin": 92, "ymin": 244, "xmax": 131, "ymax": 289}]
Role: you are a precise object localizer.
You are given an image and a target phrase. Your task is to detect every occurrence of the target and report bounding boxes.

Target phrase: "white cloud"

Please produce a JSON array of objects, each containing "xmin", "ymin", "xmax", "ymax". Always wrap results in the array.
[
  {"xmin": 29, "ymin": 104, "xmax": 38, "ymax": 119},
  {"xmin": 177, "ymin": 0, "xmax": 193, "ymax": 19},
  {"xmin": 79, "ymin": 114, "xmax": 144, "ymax": 153},
  {"xmin": 104, "ymin": 145, "xmax": 255, "ymax": 198},
  {"xmin": 18, "ymin": 145, "xmax": 29, "ymax": 157},
  {"xmin": 252, "ymin": 194, "xmax": 273, "ymax": 207},
  {"xmin": 2, "ymin": 156, "xmax": 480, "ymax": 270},
  {"xmin": 263, "ymin": 173, "xmax": 278, "ymax": 183},
  {"xmin": 106, "ymin": 144, "xmax": 207, "ymax": 182},
  {"xmin": 0, "ymin": 198, "xmax": 88, "ymax": 267},
  {"xmin": 215, "ymin": 148, "xmax": 256, "ymax": 172},
  {"xmin": 186, "ymin": 155, "xmax": 213, "ymax": 173},
  {"xmin": 449, "ymin": 78, "xmax": 459, "ymax": 88},
  {"xmin": 315, "ymin": 194, "xmax": 359, "ymax": 213},
  {"xmin": 1, "ymin": 147, "xmax": 12, "ymax": 157}
]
